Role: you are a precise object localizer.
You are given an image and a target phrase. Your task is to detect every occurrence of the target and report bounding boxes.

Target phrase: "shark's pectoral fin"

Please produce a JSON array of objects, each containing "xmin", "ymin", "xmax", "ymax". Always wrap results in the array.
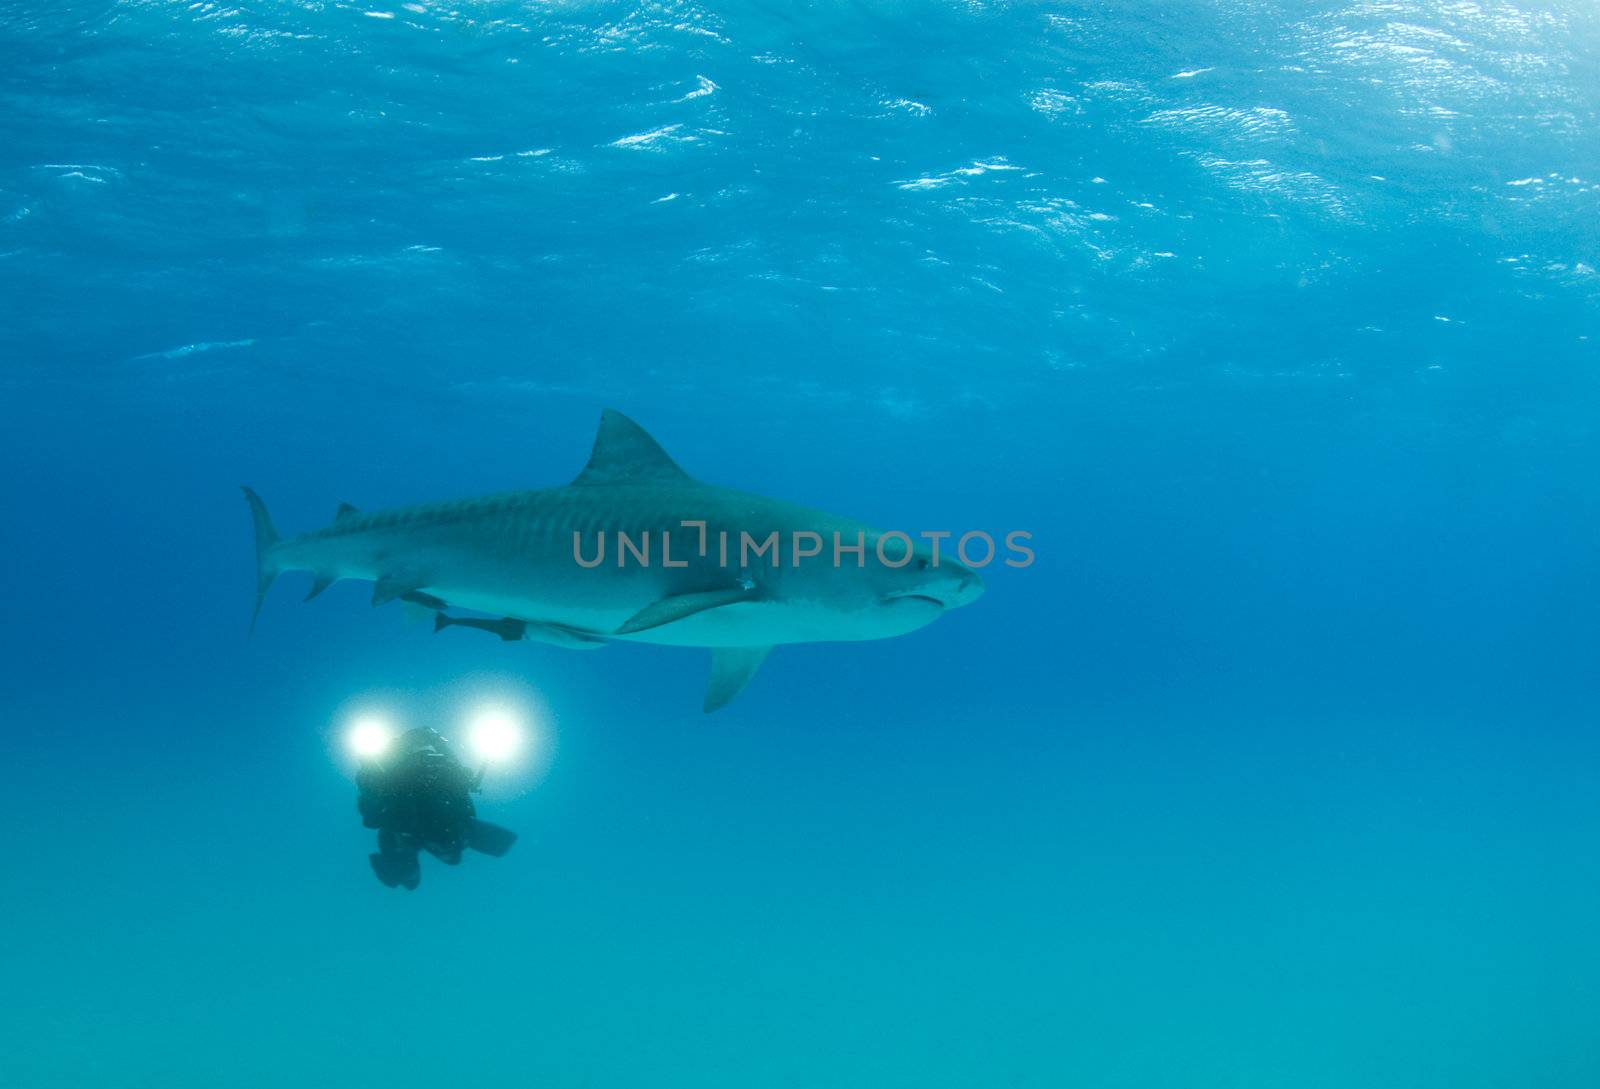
[
  {"xmin": 704, "ymin": 646, "xmax": 772, "ymax": 713},
  {"xmin": 615, "ymin": 587, "xmax": 753, "ymax": 636}
]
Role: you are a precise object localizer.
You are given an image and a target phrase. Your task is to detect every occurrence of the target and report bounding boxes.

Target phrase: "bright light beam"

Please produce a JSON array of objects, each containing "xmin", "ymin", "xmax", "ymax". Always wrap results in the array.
[
  {"xmin": 347, "ymin": 715, "xmax": 396, "ymax": 760},
  {"xmin": 467, "ymin": 705, "xmax": 525, "ymax": 764}
]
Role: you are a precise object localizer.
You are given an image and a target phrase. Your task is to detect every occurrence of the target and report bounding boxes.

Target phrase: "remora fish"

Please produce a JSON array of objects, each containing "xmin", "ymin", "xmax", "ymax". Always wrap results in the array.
[{"xmin": 243, "ymin": 410, "xmax": 983, "ymax": 711}]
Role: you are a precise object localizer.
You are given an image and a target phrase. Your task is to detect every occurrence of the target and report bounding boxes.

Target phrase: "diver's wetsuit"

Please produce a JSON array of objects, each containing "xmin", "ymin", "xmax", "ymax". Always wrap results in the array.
[{"xmin": 356, "ymin": 727, "xmax": 516, "ymax": 889}]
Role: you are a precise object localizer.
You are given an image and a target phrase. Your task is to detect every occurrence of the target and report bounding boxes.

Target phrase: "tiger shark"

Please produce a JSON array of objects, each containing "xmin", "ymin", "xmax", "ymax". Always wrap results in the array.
[{"xmin": 243, "ymin": 410, "xmax": 983, "ymax": 711}]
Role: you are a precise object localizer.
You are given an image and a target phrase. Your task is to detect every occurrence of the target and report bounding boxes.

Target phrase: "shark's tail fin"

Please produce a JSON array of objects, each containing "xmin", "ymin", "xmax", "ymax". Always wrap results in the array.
[{"xmin": 241, "ymin": 486, "xmax": 280, "ymax": 633}]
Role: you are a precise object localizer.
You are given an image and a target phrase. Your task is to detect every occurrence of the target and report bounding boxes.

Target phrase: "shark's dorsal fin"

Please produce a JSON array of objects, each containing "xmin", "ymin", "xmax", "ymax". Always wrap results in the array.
[
  {"xmin": 336, "ymin": 502, "xmax": 360, "ymax": 520},
  {"xmin": 705, "ymin": 646, "xmax": 772, "ymax": 712},
  {"xmin": 571, "ymin": 409, "xmax": 690, "ymax": 487}
]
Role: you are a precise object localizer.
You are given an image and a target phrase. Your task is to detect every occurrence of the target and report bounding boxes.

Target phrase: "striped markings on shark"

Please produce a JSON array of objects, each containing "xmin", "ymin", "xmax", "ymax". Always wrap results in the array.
[{"xmin": 243, "ymin": 410, "xmax": 984, "ymax": 711}]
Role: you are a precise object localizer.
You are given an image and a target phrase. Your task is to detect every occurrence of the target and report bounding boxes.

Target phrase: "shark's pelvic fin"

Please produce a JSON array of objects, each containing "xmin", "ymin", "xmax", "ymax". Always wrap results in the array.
[
  {"xmin": 571, "ymin": 408, "xmax": 691, "ymax": 487},
  {"xmin": 393, "ymin": 589, "xmax": 446, "ymax": 622},
  {"xmin": 372, "ymin": 574, "xmax": 428, "ymax": 608},
  {"xmin": 615, "ymin": 587, "xmax": 753, "ymax": 636},
  {"xmin": 241, "ymin": 486, "xmax": 280, "ymax": 633},
  {"xmin": 335, "ymin": 502, "xmax": 360, "ymax": 521},
  {"xmin": 705, "ymin": 646, "xmax": 772, "ymax": 712},
  {"xmin": 399, "ymin": 600, "xmax": 435, "ymax": 625},
  {"xmin": 304, "ymin": 573, "xmax": 336, "ymax": 601}
]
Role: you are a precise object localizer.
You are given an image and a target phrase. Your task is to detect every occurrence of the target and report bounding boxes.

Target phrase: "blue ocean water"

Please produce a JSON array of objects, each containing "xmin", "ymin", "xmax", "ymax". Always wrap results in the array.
[{"xmin": 3, "ymin": 1, "xmax": 1598, "ymax": 1085}]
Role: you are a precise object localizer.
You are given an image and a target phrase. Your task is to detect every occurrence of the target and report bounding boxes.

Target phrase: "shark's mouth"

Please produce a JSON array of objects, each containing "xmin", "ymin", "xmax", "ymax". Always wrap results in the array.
[{"xmin": 885, "ymin": 592, "xmax": 947, "ymax": 609}]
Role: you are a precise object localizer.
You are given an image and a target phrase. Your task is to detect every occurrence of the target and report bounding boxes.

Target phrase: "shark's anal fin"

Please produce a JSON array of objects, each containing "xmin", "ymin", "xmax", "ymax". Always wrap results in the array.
[
  {"xmin": 705, "ymin": 646, "xmax": 772, "ymax": 713},
  {"xmin": 615, "ymin": 587, "xmax": 753, "ymax": 636}
]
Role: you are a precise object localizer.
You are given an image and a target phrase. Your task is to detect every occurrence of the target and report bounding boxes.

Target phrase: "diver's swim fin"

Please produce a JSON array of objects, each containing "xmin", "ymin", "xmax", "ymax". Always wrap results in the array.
[
  {"xmin": 370, "ymin": 850, "xmax": 421, "ymax": 890},
  {"xmin": 465, "ymin": 820, "xmax": 518, "ymax": 858}
]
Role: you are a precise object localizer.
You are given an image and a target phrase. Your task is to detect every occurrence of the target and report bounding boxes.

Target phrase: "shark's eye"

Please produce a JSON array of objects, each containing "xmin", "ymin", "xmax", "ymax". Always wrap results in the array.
[{"xmin": 915, "ymin": 557, "xmax": 929, "ymax": 571}]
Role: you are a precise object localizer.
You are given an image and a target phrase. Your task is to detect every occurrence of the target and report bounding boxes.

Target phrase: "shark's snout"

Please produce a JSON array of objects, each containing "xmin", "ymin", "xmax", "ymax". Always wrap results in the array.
[
  {"xmin": 944, "ymin": 569, "xmax": 984, "ymax": 608},
  {"xmin": 883, "ymin": 566, "xmax": 984, "ymax": 611}
]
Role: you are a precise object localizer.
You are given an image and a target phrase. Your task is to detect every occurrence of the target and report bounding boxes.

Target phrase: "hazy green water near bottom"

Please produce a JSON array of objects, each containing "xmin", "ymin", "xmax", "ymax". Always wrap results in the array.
[{"xmin": 6, "ymin": 660, "xmax": 1597, "ymax": 1088}]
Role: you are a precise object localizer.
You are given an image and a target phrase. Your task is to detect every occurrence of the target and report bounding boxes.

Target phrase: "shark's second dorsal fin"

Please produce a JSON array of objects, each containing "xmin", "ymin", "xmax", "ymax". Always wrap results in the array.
[
  {"xmin": 336, "ymin": 502, "xmax": 360, "ymax": 520},
  {"xmin": 571, "ymin": 409, "xmax": 690, "ymax": 487}
]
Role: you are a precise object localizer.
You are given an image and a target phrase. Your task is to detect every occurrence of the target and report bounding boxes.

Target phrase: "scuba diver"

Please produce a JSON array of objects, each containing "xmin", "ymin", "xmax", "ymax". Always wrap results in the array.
[{"xmin": 354, "ymin": 726, "xmax": 518, "ymax": 890}]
